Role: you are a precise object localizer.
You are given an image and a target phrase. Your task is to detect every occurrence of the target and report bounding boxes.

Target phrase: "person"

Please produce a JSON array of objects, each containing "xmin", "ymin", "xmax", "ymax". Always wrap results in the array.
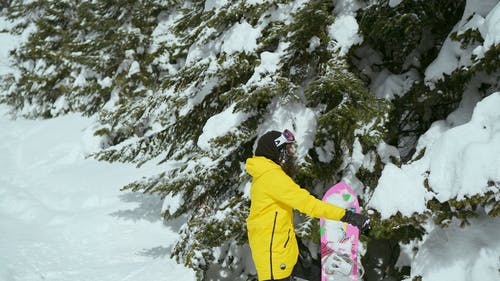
[{"xmin": 246, "ymin": 129, "xmax": 370, "ymax": 281}]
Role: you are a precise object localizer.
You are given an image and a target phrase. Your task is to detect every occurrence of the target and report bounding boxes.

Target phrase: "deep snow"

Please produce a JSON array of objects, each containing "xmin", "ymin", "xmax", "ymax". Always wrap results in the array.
[{"xmin": 0, "ymin": 109, "xmax": 196, "ymax": 281}]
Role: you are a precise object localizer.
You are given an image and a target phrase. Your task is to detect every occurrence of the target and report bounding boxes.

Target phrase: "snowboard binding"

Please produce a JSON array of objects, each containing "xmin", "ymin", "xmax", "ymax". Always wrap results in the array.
[{"xmin": 321, "ymin": 241, "xmax": 364, "ymax": 281}]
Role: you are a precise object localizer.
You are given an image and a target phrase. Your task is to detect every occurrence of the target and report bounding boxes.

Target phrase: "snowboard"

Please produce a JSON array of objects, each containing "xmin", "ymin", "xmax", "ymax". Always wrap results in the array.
[{"xmin": 320, "ymin": 182, "xmax": 361, "ymax": 281}]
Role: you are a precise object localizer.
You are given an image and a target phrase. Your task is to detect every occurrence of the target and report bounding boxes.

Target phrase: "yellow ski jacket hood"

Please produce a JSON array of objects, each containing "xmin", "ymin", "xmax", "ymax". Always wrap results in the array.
[{"xmin": 245, "ymin": 156, "xmax": 345, "ymax": 281}]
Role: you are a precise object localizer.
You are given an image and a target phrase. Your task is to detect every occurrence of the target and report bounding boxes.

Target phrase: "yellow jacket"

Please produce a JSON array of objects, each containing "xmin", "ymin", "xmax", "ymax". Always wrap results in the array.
[{"xmin": 246, "ymin": 156, "xmax": 346, "ymax": 281}]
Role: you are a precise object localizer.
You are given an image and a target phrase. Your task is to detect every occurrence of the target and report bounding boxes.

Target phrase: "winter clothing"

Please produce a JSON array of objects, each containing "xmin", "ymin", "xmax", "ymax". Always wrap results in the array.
[
  {"xmin": 254, "ymin": 130, "xmax": 283, "ymax": 164},
  {"xmin": 246, "ymin": 156, "xmax": 346, "ymax": 281},
  {"xmin": 341, "ymin": 210, "xmax": 371, "ymax": 232}
]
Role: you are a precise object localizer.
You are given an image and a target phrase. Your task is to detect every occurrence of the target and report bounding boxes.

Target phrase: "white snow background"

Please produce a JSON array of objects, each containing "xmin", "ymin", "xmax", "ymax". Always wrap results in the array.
[{"xmin": 1, "ymin": 1, "xmax": 500, "ymax": 281}]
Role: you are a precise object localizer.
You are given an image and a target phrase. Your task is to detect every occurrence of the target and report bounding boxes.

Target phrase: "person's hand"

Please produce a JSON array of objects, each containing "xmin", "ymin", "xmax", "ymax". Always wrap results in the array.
[{"xmin": 340, "ymin": 210, "xmax": 370, "ymax": 233}]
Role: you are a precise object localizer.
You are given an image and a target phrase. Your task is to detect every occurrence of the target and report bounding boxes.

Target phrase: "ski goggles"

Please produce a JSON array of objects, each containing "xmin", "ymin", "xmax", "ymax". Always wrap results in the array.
[{"xmin": 274, "ymin": 129, "xmax": 296, "ymax": 148}]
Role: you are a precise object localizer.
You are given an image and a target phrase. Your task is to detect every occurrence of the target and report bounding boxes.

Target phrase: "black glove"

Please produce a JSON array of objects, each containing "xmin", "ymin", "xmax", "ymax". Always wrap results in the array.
[{"xmin": 341, "ymin": 210, "xmax": 371, "ymax": 233}]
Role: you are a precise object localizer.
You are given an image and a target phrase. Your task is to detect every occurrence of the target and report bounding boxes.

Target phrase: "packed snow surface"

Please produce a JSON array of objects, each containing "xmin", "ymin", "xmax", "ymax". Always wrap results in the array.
[{"xmin": 0, "ymin": 109, "xmax": 195, "ymax": 281}]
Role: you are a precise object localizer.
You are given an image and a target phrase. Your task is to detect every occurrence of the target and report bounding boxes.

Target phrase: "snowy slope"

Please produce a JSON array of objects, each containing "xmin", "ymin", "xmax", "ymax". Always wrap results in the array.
[{"xmin": 0, "ymin": 107, "xmax": 196, "ymax": 281}]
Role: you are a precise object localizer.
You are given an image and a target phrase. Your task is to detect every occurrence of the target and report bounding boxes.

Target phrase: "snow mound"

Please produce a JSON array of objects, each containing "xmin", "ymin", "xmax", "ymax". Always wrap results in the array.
[
  {"xmin": 429, "ymin": 92, "xmax": 500, "ymax": 201},
  {"xmin": 369, "ymin": 92, "xmax": 500, "ymax": 218},
  {"xmin": 410, "ymin": 215, "xmax": 500, "ymax": 281}
]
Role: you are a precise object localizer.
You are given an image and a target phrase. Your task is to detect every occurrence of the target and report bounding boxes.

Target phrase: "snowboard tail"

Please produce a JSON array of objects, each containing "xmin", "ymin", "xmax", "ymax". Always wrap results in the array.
[{"xmin": 320, "ymin": 182, "xmax": 362, "ymax": 281}]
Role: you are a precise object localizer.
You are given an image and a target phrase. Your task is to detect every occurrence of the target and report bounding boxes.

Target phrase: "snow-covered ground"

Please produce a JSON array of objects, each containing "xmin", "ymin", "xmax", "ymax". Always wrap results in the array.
[
  {"xmin": 0, "ymin": 107, "xmax": 196, "ymax": 281},
  {"xmin": 411, "ymin": 215, "xmax": 499, "ymax": 281}
]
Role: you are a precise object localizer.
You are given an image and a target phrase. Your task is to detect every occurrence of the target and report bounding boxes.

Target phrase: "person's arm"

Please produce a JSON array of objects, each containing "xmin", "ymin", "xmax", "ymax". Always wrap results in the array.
[
  {"xmin": 265, "ymin": 170, "xmax": 345, "ymax": 220},
  {"xmin": 266, "ymin": 169, "xmax": 371, "ymax": 231}
]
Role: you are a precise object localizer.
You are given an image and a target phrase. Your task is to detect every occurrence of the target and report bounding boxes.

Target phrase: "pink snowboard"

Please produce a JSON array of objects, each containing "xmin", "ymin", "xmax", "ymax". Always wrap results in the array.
[{"xmin": 320, "ymin": 182, "xmax": 360, "ymax": 281}]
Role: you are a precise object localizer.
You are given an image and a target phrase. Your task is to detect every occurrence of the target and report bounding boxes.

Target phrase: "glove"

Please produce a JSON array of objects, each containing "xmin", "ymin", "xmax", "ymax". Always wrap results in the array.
[{"xmin": 340, "ymin": 210, "xmax": 371, "ymax": 233}]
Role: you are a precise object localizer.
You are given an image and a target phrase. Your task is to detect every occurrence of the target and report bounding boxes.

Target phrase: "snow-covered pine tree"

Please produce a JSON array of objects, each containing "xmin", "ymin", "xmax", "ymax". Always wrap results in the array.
[
  {"xmin": 1, "ymin": 0, "xmax": 390, "ymax": 279},
  {"xmin": 351, "ymin": 1, "xmax": 499, "ymax": 279},
  {"xmin": 353, "ymin": 0, "xmax": 464, "ymax": 157},
  {"xmin": 0, "ymin": 0, "xmax": 12, "ymax": 10},
  {"xmin": 354, "ymin": 0, "xmax": 499, "ymax": 230},
  {"xmin": 1, "ymin": 0, "xmax": 165, "ymax": 120},
  {"xmin": 112, "ymin": 1, "xmax": 389, "ymax": 279}
]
